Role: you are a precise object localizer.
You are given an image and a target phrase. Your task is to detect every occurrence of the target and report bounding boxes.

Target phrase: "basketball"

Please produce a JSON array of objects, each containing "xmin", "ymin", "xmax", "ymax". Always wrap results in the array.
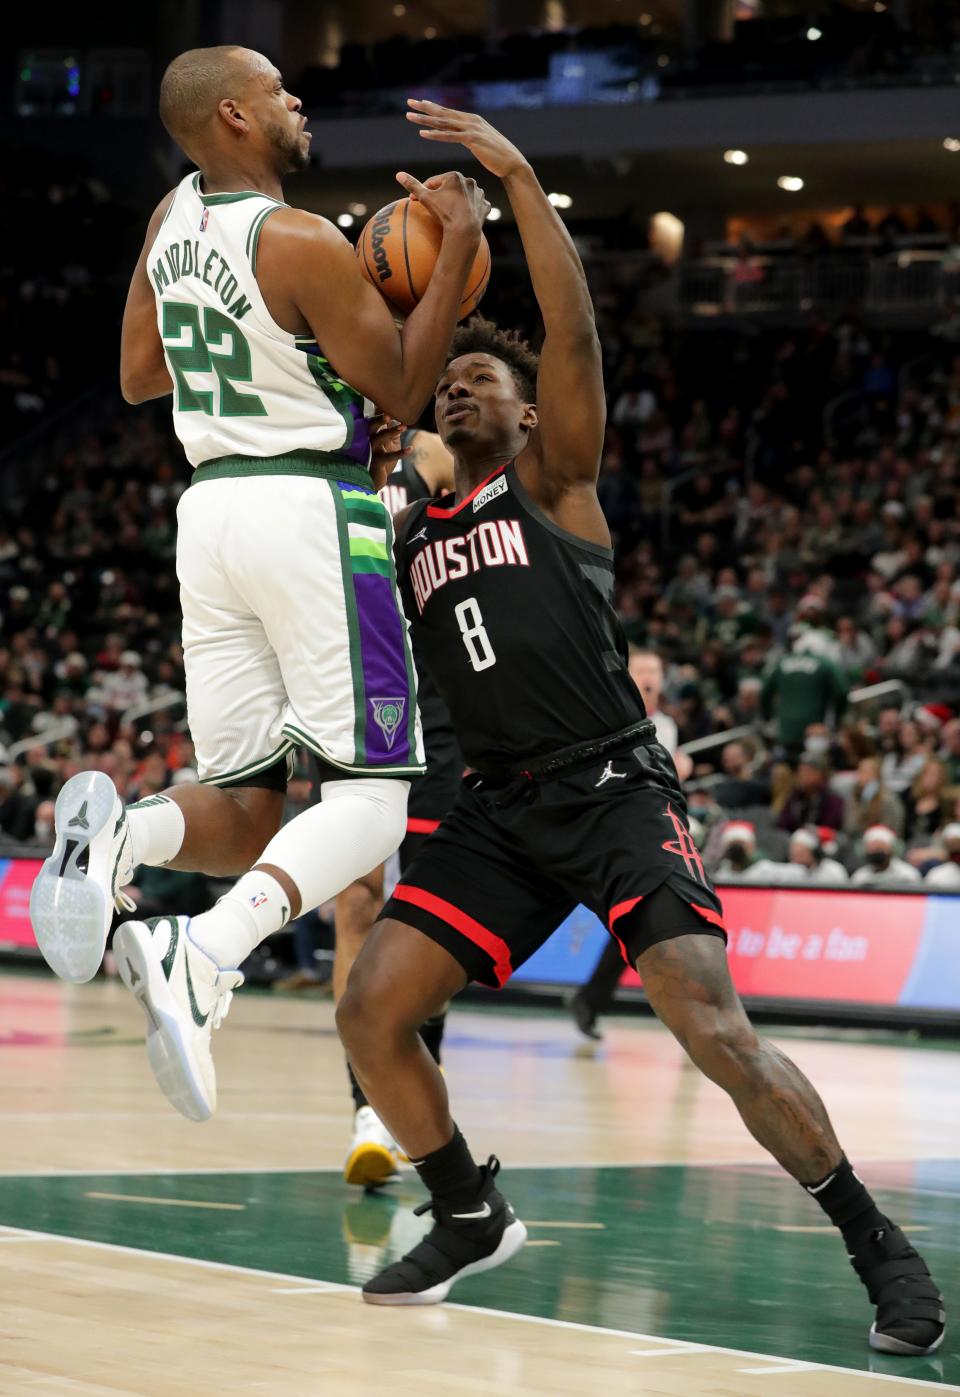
[{"xmin": 357, "ymin": 197, "xmax": 491, "ymax": 320}]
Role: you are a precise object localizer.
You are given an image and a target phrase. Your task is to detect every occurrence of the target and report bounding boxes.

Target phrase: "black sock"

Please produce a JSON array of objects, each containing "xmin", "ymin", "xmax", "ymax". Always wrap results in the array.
[
  {"xmin": 418, "ymin": 1012, "xmax": 446, "ymax": 1066},
  {"xmin": 804, "ymin": 1156, "xmax": 887, "ymax": 1247},
  {"xmin": 347, "ymin": 1059, "xmax": 368, "ymax": 1112},
  {"xmin": 412, "ymin": 1125, "xmax": 483, "ymax": 1210}
]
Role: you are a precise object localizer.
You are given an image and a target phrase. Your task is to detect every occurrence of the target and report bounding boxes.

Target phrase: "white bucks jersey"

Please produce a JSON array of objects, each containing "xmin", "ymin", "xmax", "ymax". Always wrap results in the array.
[{"xmin": 150, "ymin": 172, "xmax": 372, "ymax": 469}]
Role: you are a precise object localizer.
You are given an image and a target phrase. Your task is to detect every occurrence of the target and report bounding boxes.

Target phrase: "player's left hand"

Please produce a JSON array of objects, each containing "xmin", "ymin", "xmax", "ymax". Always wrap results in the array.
[
  {"xmin": 368, "ymin": 412, "xmax": 408, "ymax": 492},
  {"xmin": 406, "ymin": 99, "xmax": 528, "ymax": 181}
]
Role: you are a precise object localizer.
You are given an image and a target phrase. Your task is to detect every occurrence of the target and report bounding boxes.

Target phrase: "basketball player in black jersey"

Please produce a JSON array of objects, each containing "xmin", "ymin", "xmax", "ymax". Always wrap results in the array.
[
  {"xmin": 336, "ymin": 103, "xmax": 944, "ymax": 1354},
  {"xmin": 336, "ymin": 429, "xmax": 465, "ymax": 1188}
]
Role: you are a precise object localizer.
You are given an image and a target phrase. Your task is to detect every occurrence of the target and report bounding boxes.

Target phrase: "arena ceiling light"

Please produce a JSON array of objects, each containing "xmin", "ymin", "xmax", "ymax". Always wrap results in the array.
[
  {"xmin": 944, "ymin": 138, "xmax": 960, "ymax": 152},
  {"xmin": 724, "ymin": 149, "xmax": 749, "ymax": 165},
  {"xmin": 348, "ymin": 202, "xmax": 367, "ymax": 216},
  {"xmin": 486, "ymin": 206, "xmax": 502, "ymax": 221},
  {"xmin": 548, "ymin": 192, "xmax": 573, "ymax": 209},
  {"xmin": 806, "ymin": 26, "xmax": 822, "ymax": 40},
  {"xmin": 337, "ymin": 213, "xmax": 355, "ymax": 228},
  {"xmin": 777, "ymin": 175, "xmax": 804, "ymax": 192}
]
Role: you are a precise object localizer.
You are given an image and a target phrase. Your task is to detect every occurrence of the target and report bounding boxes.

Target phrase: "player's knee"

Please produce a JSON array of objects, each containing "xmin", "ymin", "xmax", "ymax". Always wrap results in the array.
[
  {"xmin": 323, "ymin": 778, "xmax": 408, "ymax": 869},
  {"xmin": 336, "ymin": 955, "xmax": 399, "ymax": 1056}
]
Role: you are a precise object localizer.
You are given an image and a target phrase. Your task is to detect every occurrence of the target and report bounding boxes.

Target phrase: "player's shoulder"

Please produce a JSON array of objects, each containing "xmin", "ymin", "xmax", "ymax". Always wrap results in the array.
[
  {"xmin": 260, "ymin": 205, "xmax": 347, "ymax": 248},
  {"xmin": 393, "ymin": 497, "xmax": 431, "ymax": 548}
]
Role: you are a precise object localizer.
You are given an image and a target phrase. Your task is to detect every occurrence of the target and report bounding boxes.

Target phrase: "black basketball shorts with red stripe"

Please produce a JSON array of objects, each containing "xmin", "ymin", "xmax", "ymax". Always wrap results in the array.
[{"xmin": 379, "ymin": 734, "xmax": 726, "ymax": 989}]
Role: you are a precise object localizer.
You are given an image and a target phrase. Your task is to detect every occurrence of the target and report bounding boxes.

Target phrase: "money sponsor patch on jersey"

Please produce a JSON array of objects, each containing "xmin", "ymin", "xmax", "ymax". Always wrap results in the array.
[
  {"xmin": 370, "ymin": 697, "xmax": 406, "ymax": 749},
  {"xmin": 472, "ymin": 474, "xmax": 508, "ymax": 512}
]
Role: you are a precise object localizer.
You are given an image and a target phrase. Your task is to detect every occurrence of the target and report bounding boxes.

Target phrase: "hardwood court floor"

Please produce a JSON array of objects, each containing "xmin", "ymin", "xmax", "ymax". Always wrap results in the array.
[{"xmin": 1, "ymin": 970, "xmax": 958, "ymax": 1394}]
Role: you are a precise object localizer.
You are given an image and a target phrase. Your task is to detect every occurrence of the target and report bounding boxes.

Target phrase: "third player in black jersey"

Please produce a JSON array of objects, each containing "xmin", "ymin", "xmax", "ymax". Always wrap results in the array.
[{"xmin": 336, "ymin": 104, "xmax": 944, "ymax": 1355}]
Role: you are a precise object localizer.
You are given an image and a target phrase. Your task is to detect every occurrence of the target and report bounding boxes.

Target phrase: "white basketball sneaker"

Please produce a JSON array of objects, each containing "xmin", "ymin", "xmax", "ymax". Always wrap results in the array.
[
  {"xmin": 344, "ymin": 1105, "xmax": 400, "ymax": 1188},
  {"xmin": 114, "ymin": 915, "xmax": 243, "ymax": 1123},
  {"xmin": 30, "ymin": 771, "xmax": 135, "ymax": 983}
]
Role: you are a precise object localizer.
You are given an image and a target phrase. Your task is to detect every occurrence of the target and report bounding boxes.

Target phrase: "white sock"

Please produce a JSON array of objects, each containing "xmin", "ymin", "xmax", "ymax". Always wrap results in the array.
[
  {"xmin": 126, "ymin": 795, "xmax": 186, "ymax": 868},
  {"xmin": 189, "ymin": 872, "xmax": 289, "ymax": 969},
  {"xmin": 188, "ymin": 779, "xmax": 408, "ymax": 969}
]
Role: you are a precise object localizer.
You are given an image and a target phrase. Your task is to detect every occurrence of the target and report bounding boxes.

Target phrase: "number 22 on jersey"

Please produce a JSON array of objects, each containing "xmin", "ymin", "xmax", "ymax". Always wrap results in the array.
[{"xmin": 162, "ymin": 301, "xmax": 266, "ymax": 417}]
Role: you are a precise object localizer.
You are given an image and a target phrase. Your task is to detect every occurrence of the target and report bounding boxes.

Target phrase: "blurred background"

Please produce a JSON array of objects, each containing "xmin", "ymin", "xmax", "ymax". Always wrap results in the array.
[{"xmin": 2, "ymin": 0, "xmax": 960, "ymax": 1026}]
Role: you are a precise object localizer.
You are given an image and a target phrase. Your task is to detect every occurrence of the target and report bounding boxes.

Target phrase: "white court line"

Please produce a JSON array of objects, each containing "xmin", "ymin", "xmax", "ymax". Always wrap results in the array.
[
  {"xmin": 0, "ymin": 1224, "xmax": 955, "ymax": 1392},
  {"xmin": 739, "ymin": 1362, "xmax": 821, "ymax": 1374},
  {"xmin": 0, "ymin": 1153, "xmax": 956, "ymax": 1179},
  {"xmin": 630, "ymin": 1344, "xmax": 705, "ymax": 1357}
]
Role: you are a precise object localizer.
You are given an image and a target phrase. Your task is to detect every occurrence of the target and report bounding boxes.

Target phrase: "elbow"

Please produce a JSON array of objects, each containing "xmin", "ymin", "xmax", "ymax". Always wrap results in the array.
[
  {"xmin": 120, "ymin": 371, "xmax": 143, "ymax": 405},
  {"xmin": 120, "ymin": 370, "xmax": 152, "ymax": 405}
]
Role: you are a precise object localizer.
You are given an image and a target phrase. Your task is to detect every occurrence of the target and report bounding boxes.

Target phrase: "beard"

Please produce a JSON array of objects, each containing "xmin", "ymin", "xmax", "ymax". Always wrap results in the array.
[{"xmin": 264, "ymin": 116, "xmax": 310, "ymax": 174}]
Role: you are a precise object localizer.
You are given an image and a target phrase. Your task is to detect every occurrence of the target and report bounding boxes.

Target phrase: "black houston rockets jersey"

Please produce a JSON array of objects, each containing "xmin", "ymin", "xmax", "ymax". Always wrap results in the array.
[
  {"xmin": 381, "ymin": 439, "xmax": 463, "ymax": 798},
  {"xmin": 394, "ymin": 461, "xmax": 646, "ymax": 773}
]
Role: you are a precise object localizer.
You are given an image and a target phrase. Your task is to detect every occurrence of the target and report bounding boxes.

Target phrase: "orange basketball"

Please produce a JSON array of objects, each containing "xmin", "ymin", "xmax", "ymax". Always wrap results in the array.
[{"xmin": 357, "ymin": 197, "xmax": 491, "ymax": 321}]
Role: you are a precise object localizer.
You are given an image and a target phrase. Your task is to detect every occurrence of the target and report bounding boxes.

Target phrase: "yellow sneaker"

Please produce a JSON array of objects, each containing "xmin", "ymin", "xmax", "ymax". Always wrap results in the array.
[{"xmin": 344, "ymin": 1106, "xmax": 399, "ymax": 1188}]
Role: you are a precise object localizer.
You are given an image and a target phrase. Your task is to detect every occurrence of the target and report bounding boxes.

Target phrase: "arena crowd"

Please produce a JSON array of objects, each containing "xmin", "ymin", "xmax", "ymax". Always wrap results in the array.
[{"xmin": 3, "ymin": 176, "xmax": 960, "ymax": 901}]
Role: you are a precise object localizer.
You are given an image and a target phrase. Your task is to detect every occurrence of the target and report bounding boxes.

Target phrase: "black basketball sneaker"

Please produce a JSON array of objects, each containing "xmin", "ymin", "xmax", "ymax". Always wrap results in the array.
[
  {"xmin": 849, "ymin": 1220, "xmax": 945, "ymax": 1355},
  {"xmin": 362, "ymin": 1157, "xmax": 527, "ymax": 1305}
]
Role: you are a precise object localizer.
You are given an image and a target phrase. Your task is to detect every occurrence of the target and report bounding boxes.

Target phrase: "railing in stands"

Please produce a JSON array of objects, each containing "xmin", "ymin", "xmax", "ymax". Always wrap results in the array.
[
  {"xmin": 2, "ymin": 721, "xmax": 79, "ymax": 764},
  {"xmin": 119, "ymin": 692, "xmax": 187, "ymax": 729},
  {"xmin": 676, "ymin": 679, "xmax": 912, "ymax": 760}
]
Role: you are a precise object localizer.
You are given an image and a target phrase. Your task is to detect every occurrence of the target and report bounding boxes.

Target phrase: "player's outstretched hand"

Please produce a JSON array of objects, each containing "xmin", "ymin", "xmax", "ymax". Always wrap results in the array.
[
  {"xmin": 406, "ymin": 100, "xmax": 528, "ymax": 181},
  {"xmin": 394, "ymin": 169, "xmax": 490, "ymax": 238},
  {"xmin": 367, "ymin": 412, "xmax": 408, "ymax": 493}
]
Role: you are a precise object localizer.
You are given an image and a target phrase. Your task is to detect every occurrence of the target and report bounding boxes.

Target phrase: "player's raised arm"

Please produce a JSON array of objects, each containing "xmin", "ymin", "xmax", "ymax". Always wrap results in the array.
[
  {"xmin": 256, "ymin": 172, "xmax": 489, "ymax": 426},
  {"xmin": 407, "ymin": 100, "xmax": 605, "ymax": 488},
  {"xmin": 120, "ymin": 192, "xmax": 176, "ymax": 404}
]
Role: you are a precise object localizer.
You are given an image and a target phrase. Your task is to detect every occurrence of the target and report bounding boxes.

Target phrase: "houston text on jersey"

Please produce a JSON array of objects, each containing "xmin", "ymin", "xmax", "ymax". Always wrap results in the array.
[{"xmin": 409, "ymin": 519, "xmax": 530, "ymax": 616}]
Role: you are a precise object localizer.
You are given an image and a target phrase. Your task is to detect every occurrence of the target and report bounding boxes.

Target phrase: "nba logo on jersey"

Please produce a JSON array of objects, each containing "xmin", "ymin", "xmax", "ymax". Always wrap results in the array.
[
  {"xmin": 370, "ymin": 697, "xmax": 406, "ymax": 750},
  {"xmin": 199, "ymin": 207, "xmax": 209, "ymax": 232}
]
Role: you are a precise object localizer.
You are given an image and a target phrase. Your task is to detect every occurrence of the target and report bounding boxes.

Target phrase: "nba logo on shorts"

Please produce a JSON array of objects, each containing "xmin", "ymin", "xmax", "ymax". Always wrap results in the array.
[
  {"xmin": 199, "ymin": 207, "xmax": 209, "ymax": 232},
  {"xmin": 370, "ymin": 697, "xmax": 406, "ymax": 750}
]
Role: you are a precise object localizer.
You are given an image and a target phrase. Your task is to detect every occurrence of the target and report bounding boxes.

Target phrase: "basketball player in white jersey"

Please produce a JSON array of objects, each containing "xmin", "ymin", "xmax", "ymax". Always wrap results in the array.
[{"xmin": 29, "ymin": 46, "xmax": 488, "ymax": 1124}]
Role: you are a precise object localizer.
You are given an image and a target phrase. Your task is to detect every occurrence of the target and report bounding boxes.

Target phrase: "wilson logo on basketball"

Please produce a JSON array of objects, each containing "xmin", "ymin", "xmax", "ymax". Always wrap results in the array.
[{"xmin": 369, "ymin": 209, "xmax": 394, "ymax": 284}]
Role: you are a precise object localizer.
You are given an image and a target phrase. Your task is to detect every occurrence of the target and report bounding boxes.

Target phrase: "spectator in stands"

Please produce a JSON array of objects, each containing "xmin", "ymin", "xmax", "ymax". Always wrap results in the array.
[
  {"xmin": 31, "ymin": 799, "xmax": 56, "ymax": 850},
  {"xmin": 851, "ymin": 825, "xmax": 922, "ymax": 886},
  {"xmin": 712, "ymin": 820, "xmax": 782, "ymax": 882},
  {"xmin": 98, "ymin": 650, "xmax": 148, "ymax": 713},
  {"xmin": 0, "ymin": 765, "xmax": 37, "ymax": 842},
  {"xmin": 627, "ymin": 647, "xmax": 692, "ymax": 780},
  {"xmin": 904, "ymin": 757, "xmax": 952, "ymax": 843},
  {"xmin": 762, "ymin": 638, "xmax": 848, "ymax": 753},
  {"xmin": 841, "ymin": 206, "xmax": 872, "ymax": 241},
  {"xmin": 942, "ymin": 719, "xmax": 960, "ymax": 785},
  {"xmin": 760, "ymin": 827, "xmax": 849, "ymax": 886},
  {"xmin": 844, "ymin": 756, "xmax": 905, "ymax": 838},
  {"xmin": 881, "ymin": 718, "xmax": 931, "ymax": 794},
  {"xmin": 715, "ymin": 740, "xmax": 771, "ymax": 809},
  {"xmin": 923, "ymin": 822, "xmax": 960, "ymax": 889},
  {"xmin": 835, "ymin": 614, "xmax": 876, "ymax": 683},
  {"xmin": 777, "ymin": 751, "xmax": 846, "ymax": 833}
]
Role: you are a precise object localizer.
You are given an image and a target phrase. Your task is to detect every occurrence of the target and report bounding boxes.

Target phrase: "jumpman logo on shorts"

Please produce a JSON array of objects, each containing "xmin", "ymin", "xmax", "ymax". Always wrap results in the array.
[
  {"xmin": 661, "ymin": 802, "xmax": 706, "ymax": 884},
  {"xmin": 595, "ymin": 761, "xmax": 627, "ymax": 787}
]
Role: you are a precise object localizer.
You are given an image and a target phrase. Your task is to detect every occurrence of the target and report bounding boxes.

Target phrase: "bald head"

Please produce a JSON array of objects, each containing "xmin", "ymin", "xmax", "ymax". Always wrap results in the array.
[
  {"xmin": 158, "ymin": 47, "xmax": 309, "ymax": 177},
  {"xmin": 159, "ymin": 46, "xmax": 263, "ymax": 156}
]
